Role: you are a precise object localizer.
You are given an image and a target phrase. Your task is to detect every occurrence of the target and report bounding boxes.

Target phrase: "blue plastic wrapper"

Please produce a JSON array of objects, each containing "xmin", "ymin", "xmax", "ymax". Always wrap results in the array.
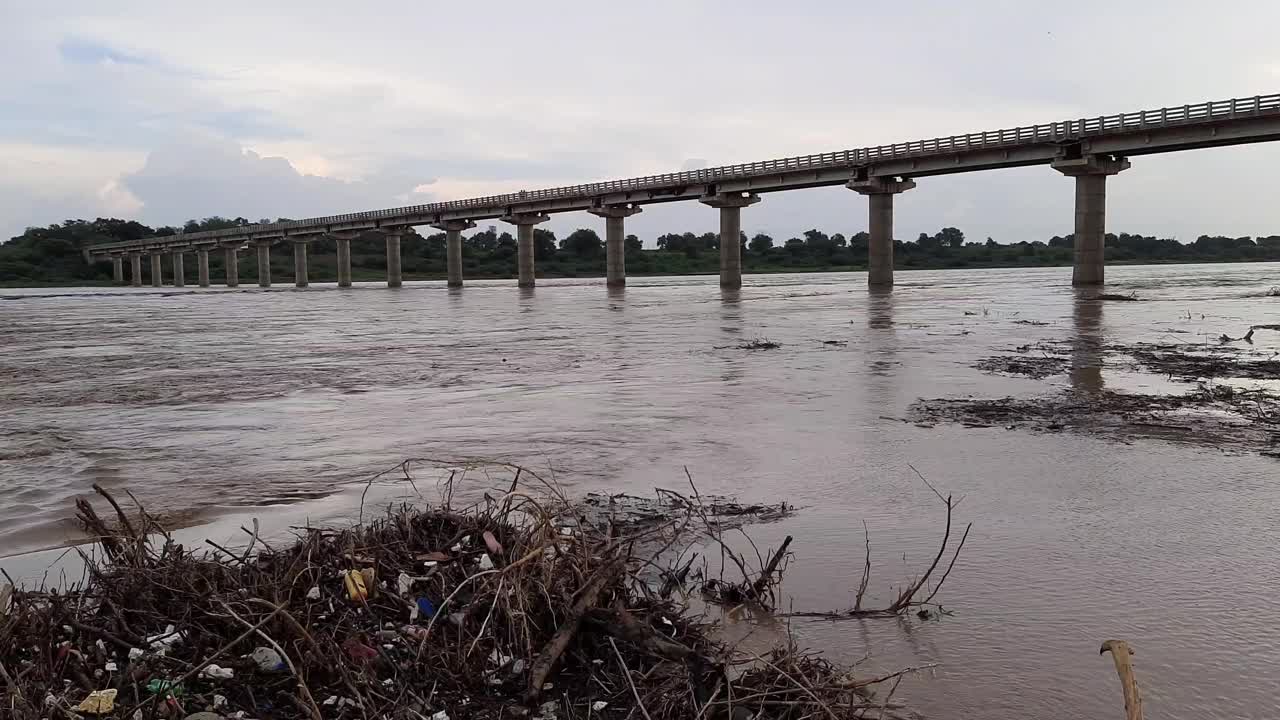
[{"xmin": 416, "ymin": 597, "xmax": 436, "ymax": 618}]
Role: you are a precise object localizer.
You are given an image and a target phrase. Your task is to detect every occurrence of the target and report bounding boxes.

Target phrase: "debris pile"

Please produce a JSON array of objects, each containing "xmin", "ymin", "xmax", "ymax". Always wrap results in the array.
[{"xmin": 1, "ymin": 474, "xmax": 923, "ymax": 719}]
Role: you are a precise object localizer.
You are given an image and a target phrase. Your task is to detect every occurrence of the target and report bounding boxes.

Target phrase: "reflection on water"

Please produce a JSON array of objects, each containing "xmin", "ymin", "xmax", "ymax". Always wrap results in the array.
[
  {"xmin": 1070, "ymin": 293, "xmax": 1105, "ymax": 394},
  {"xmin": 3, "ymin": 264, "xmax": 1280, "ymax": 720}
]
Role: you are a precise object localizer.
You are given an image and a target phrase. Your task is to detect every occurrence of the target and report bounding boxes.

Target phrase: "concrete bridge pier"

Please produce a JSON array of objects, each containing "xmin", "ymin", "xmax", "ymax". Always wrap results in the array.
[
  {"xmin": 501, "ymin": 213, "xmax": 551, "ymax": 288},
  {"xmin": 111, "ymin": 255, "xmax": 123, "ymax": 284},
  {"xmin": 224, "ymin": 247, "xmax": 240, "ymax": 288},
  {"xmin": 149, "ymin": 252, "xmax": 163, "ymax": 287},
  {"xmin": 700, "ymin": 193, "xmax": 760, "ymax": 289},
  {"xmin": 848, "ymin": 177, "xmax": 916, "ymax": 288},
  {"xmin": 254, "ymin": 241, "xmax": 273, "ymax": 287},
  {"xmin": 1052, "ymin": 154, "xmax": 1130, "ymax": 286},
  {"xmin": 292, "ymin": 239, "xmax": 310, "ymax": 288},
  {"xmin": 129, "ymin": 253, "xmax": 142, "ymax": 287},
  {"xmin": 331, "ymin": 234, "xmax": 354, "ymax": 288},
  {"xmin": 432, "ymin": 220, "xmax": 476, "ymax": 288},
  {"xmin": 197, "ymin": 248, "xmax": 211, "ymax": 287},
  {"xmin": 382, "ymin": 229, "xmax": 408, "ymax": 288},
  {"xmin": 171, "ymin": 252, "xmax": 185, "ymax": 287},
  {"xmin": 588, "ymin": 204, "xmax": 642, "ymax": 287}
]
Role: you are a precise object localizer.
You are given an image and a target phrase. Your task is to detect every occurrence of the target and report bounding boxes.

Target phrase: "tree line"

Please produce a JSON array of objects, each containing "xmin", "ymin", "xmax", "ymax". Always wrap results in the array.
[{"xmin": 4, "ymin": 216, "xmax": 1280, "ymax": 286}]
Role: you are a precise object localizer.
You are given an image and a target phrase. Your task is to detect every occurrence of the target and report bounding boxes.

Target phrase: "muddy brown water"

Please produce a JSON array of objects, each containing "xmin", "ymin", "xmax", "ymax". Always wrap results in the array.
[{"xmin": 3, "ymin": 264, "xmax": 1280, "ymax": 719}]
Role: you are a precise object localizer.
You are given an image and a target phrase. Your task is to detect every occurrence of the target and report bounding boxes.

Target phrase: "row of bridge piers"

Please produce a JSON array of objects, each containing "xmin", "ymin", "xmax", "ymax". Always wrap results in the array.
[{"xmin": 105, "ymin": 154, "xmax": 1128, "ymax": 290}]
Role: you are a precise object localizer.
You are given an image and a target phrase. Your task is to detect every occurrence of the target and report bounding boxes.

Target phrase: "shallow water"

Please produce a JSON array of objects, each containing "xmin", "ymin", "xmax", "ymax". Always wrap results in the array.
[{"xmin": 3, "ymin": 264, "xmax": 1279, "ymax": 719}]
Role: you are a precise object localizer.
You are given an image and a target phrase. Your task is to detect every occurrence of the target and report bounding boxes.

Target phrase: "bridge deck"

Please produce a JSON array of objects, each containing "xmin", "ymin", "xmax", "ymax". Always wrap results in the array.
[{"xmin": 89, "ymin": 93, "xmax": 1280, "ymax": 255}]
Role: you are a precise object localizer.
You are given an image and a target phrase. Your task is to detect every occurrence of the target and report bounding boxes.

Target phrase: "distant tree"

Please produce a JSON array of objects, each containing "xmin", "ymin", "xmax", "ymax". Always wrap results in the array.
[
  {"xmin": 655, "ymin": 233, "xmax": 684, "ymax": 253},
  {"xmin": 803, "ymin": 229, "xmax": 832, "ymax": 251},
  {"xmin": 466, "ymin": 230, "xmax": 498, "ymax": 251},
  {"xmin": 831, "ymin": 233, "xmax": 847, "ymax": 248},
  {"xmin": 848, "ymin": 231, "xmax": 870, "ymax": 253},
  {"xmin": 560, "ymin": 228, "xmax": 603, "ymax": 258},
  {"xmin": 533, "ymin": 228, "xmax": 558, "ymax": 258},
  {"xmin": 749, "ymin": 233, "xmax": 774, "ymax": 253},
  {"xmin": 937, "ymin": 227, "xmax": 965, "ymax": 248},
  {"xmin": 916, "ymin": 232, "xmax": 941, "ymax": 250},
  {"xmin": 624, "ymin": 234, "xmax": 642, "ymax": 254},
  {"xmin": 421, "ymin": 232, "xmax": 446, "ymax": 257},
  {"xmin": 986, "ymin": 237, "xmax": 997, "ymax": 247}
]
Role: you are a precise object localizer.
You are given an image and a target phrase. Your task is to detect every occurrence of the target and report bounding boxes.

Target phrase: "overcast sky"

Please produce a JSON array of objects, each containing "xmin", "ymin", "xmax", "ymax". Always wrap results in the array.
[{"xmin": 4, "ymin": 1, "xmax": 1280, "ymax": 245}]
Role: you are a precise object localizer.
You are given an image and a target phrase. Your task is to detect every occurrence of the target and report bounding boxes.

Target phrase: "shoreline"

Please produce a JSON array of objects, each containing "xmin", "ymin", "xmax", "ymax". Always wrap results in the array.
[{"xmin": 4, "ymin": 257, "xmax": 1280, "ymax": 290}]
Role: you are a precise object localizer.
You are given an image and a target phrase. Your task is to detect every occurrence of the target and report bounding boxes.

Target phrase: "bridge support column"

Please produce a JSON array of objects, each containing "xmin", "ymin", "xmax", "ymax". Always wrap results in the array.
[
  {"xmin": 112, "ymin": 256, "xmax": 123, "ymax": 284},
  {"xmin": 129, "ymin": 253, "xmax": 142, "ymax": 287},
  {"xmin": 255, "ymin": 241, "xmax": 272, "ymax": 287},
  {"xmin": 501, "ymin": 213, "xmax": 551, "ymax": 288},
  {"xmin": 334, "ymin": 235, "xmax": 353, "ymax": 287},
  {"xmin": 171, "ymin": 252, "xmax": 185, "ymax": 287},
  {"xmin": 197, "ymin": 248, "xmax": 211, "ymax": 287},
  {"xmin": 149, "ymin": 253, "xmax": 163, "ymax": 287},
  {"xmin": 383, "ymin": 230, "xmax": 406, "ymax": 288},
  {"xmin": 293, "ymin": 240, "xmax": 309, "ymax": 288},
  {"xmin": 432, "ymin": 220, "xmax": 476, "ymax": 288},
  {"xmin": 588, "ymin": 204, "xmax": 642, "ymax": 288},
  {"xmin": 1053, "ymin": 155, "xmax": 1130, "ymax": 286},
  {"xmin": 700, "ymin": 193, "xmax": 760, "ymax": 289},
  {"xmin": 848, "ymin": 177, "xmax": 916, "ymax": 288},
  {"xmin": 224, "ymin": 247, "xmax": 240, "ymax": 288}
]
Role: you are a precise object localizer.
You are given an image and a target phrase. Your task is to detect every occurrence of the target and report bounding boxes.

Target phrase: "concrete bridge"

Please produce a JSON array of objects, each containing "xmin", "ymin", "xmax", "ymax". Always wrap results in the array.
[{"xmin": 89, "ymin": 93, "xmax": 1280, "ymax": 290}]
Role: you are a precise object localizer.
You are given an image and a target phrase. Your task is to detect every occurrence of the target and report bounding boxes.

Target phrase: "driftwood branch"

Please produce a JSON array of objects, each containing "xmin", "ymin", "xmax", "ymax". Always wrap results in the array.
[{"xmin": 1100, "ymin": 640, "xmax": 1143, "ymax": 720}]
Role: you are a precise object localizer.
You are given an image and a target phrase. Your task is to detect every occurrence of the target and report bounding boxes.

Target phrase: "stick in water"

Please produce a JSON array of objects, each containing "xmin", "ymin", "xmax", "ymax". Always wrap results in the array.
[{"xmin": 1100, "ymin": 639, "xmax": 1143, "ymax": 720}]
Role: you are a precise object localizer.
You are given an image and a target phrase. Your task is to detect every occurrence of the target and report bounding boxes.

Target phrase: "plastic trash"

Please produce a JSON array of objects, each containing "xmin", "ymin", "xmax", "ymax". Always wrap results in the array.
[
  {"xmin": 416, "ymin": 597, "xmax": 436, "ymax": 619},
  {"xmin": 305, "ymin": 586, "xmax": 321, "ymax": 601},
  {"xmin": 76, "ymin": 689, "xmax": 117, "ymax": 714},
  {"xmin": 146, "ymin": 679, "xmax": 184, "ymax": 696},
  {"xmin": 249, "ymin": 647, "xmax": 286, "ymax": 672},
  {"xmin": 200, "ymin": 664, "xmax": 235, "ymax": 680},
  {"xmin": 478, "ymin": 553, "xmax": 495, "ymax": 571},
  {"xmin": 483, "ymin": 530, "xmax": 503, "ymax": 554},
  {"xmin": 344, "ymin": 570, "xmax": 367, "ymax": 600},
  {"xmin": 104, "ymin": 661, "xmax": 118, "ymax": 672},
  {"xmin": 510, "ymin": 659, "xmax": 527, "ymax": 675},
  {"xmin": 401, "ymin": 625, "xmax": 429, "ymax": 640},
  {"xmin": 147, "ymin": 624, "xmax": 184, "ymax": 654},
  {"xmin": 360, "ymin": 568, "xmax": 377, "ymax": 598},
  {"xmin": 213, "ymin": 694, "xmax": 228, "ymax": 709},
  {"xmin": 184, "ymin": 714, "xmax": 227, "ymax": 720},
  {"xmin": 128, "ymin": 647, "xmax": 144, "ymax": 660},
  {"xmin": 430, "ymin": 712, "xmax": 450, "ymax": 720},
  {"xmin": 342, "ymin": 637, "xmax": 379, "ymax": 662},
  {"xmin": 592, "ymin": 701, "xmax": 608, "ymax": 711}
]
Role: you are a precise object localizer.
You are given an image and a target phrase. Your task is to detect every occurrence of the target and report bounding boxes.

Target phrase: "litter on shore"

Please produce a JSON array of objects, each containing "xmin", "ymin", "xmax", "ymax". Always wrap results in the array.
[{"xmin": 1, "ymin": 467, "xmax": 932, "ymax": 719}]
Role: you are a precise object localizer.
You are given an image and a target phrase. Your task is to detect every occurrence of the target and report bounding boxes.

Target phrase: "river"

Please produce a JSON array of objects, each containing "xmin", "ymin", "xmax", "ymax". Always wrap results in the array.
[{"xmin": 3, "ymin": 264, "xmax": 1279, "ymax": 719}]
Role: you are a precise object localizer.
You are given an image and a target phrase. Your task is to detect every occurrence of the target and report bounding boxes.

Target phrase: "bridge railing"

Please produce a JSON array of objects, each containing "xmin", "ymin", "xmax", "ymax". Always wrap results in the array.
[{"xmin": 91, "ymin": 93, "xmax": 1280, "ymax": 250}]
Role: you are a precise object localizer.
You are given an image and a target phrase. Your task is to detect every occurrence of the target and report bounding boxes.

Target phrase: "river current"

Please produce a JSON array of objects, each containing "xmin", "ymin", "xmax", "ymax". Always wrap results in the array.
[{"xmin": 3, "ymin": 264, "xmax": 1279, "ymax": 719}]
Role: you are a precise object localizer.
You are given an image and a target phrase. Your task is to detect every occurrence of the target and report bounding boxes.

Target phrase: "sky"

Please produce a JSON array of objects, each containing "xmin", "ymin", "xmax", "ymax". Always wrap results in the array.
[{"xmin": 3, "ymin": 0, "xmax": 1280, "ymax": 246}]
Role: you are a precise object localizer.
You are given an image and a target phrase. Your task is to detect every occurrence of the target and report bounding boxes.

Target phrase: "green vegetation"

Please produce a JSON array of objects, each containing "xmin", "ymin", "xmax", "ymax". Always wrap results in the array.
[{"xmin": 5, "ymin": 217, "xmax": 1280, "ymax": 287}]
